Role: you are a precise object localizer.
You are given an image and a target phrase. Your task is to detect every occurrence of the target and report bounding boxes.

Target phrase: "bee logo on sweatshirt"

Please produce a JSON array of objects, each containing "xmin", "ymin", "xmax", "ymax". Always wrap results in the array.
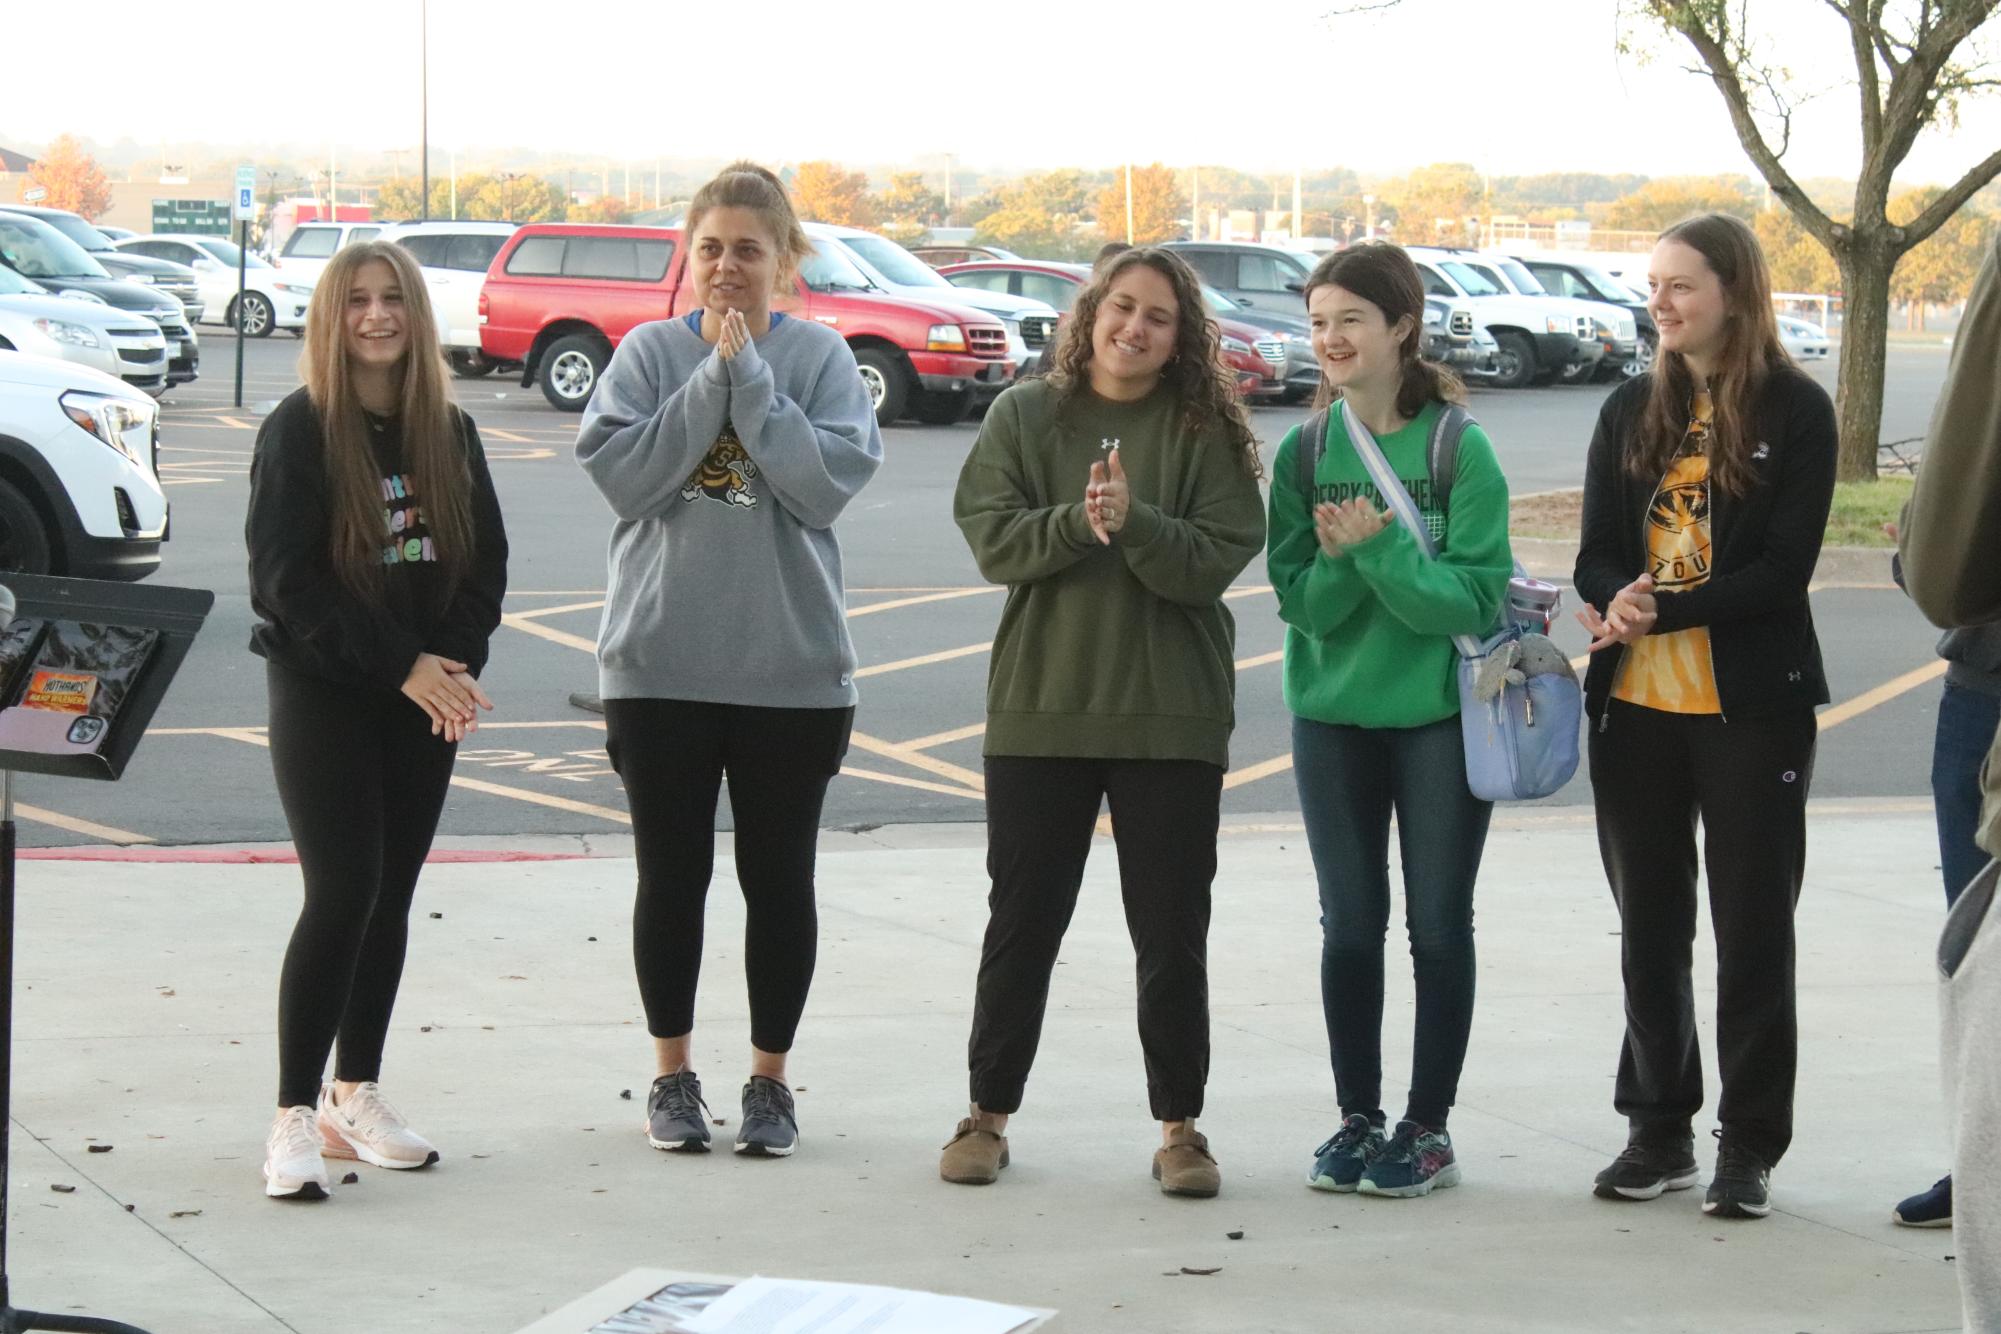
[{"xmin": 681, "ymin": 425, "xmax": 759, "ymax": 508}]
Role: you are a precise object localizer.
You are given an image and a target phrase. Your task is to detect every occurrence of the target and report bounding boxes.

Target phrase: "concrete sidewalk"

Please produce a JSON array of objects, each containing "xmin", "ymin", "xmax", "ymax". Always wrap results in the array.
[{"xmin": 2, "ymin": 802, "xmax": 1967, "ymax": 1333}]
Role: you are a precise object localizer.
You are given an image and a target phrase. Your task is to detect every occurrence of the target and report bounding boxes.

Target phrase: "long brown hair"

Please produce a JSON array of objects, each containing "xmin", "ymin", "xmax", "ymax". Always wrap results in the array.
[
  {"xmin": 1632, "ymin": 213, "xmax": 1793, "ymax": 497},
  {"xmin": 300, "ymin": 240, "xmax": 472, "ymax": 596},
  {"xmin": 1047, "ymin": 246, "xmax": 1262, "ymax": 478},
  {"xmin": 684, "ymin": 161, "xmax": 813, "ymax": 292},
  {"xmin": 1302, "ymin": 243, "xmax": 1465, "ymax": 418}
]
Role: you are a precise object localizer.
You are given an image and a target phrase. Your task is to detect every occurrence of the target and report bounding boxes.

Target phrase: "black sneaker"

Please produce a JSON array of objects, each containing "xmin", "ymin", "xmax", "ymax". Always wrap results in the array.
[
  {"xmin": 1893, "ymin": 1174, "xmax": 1952, "ymax": 1228},
  {"xmin": 1703, "ymin": 1136, "xmax": 1772, "ymax": 1218},
  {"xmin": 645, "ymin": 1070, "xmax": 712, "ymax": 1152},
  {"xmin": 1593, "ymin": 1139, "xmax": 1700, "ymax": 1201},
  {"xmin": 1308, "ymin": 1114, "xmax": 1387, "ymax": 1193},
  {"xmin": 735, "ymin": 1075, "xmax": 798, "ymax": 1157}
]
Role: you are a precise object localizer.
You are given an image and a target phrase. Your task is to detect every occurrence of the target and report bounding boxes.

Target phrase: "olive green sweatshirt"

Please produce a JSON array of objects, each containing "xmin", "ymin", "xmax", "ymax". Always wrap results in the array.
[{"xmin": 953, "ymin": 378, "xmax": 1267, "ymax": 768}]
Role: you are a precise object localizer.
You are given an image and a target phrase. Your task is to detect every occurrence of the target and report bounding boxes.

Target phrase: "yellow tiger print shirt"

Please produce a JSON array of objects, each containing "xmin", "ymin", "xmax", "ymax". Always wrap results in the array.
[{"xmin": 1613, "ymin": 391, "xmax": 1722, "ymax": 714}]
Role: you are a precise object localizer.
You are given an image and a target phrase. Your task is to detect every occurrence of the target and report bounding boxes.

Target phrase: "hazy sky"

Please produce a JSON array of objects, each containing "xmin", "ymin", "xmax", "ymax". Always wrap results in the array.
[{"xmin": 8, "ymin": 0, "xmax": 1999, "ymax": 186}]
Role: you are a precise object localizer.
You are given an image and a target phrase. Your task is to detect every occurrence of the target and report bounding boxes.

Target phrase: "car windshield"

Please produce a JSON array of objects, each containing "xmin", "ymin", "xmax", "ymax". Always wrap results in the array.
[
  {"xmin": 0, "ymin": 217, "xmax": 112, "ymax": 280},
  {"xmin": 799, "ymin": 243, "xmax": 873, "ymax": 291},
  {"xmin": 1575, "ymin": 263, "xmax": 1637, "ymax": 303},
  {"xmin": 840, "ymin": 234, "xmax": 952, "ymax": 288},
  {"xmin": 1498, "ymin": 259, "xmax": 1547, "ymax": 295},
  {"xmin": 1438, "ymin": 261, "xmax": 1500, "ymax": 297},
  {"xmin": 21, "ymin": 210, "xmax": 115, "ymax": 253},
  {"xmin": 0, "ymin": 265, "xmax": 43, "ymax": 296},
  {"xmin": 194, "ymin": 239, "xmax": 271, "ymax": 269}
]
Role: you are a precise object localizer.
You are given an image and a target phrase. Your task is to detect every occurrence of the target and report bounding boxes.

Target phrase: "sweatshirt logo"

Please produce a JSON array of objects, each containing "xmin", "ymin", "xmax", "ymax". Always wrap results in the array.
[
  {"xmin": 681, "ymin": 425, "xmax": 759, "ymax": 508},
  {"xmin": 381, "ymin": 473, "xmax": 437, "ymax": 564},
  {"xmin": 1100, "ymin": 437, "xmax": 1120, "ymax": 452}
]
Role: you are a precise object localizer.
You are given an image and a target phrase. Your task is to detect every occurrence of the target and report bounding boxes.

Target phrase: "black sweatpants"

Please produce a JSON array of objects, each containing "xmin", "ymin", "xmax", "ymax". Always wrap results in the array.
[
  {"xmin": 968, "ymin": 755, "xmax": 1223, "ymax": 1122},
  {"xmin": 604, "ymin": 697, "xmax": 852, "ymax": 1054},
  {"xmin": 270, "ymin": 662, "xmax": 458, "ymax": 1109},
  {"xmin": 1589, "ymin": 700, "xmax": 1817, "ymax": 1166}
]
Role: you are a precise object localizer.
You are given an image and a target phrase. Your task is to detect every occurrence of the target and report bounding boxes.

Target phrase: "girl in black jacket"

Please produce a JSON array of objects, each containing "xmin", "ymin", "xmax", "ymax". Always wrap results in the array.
[
  {"xmin": 246, "ymin": 241, "xmax": 508, "ymax": 1201},
  {"xmin": 1573, "ymin": 213, "xmax": 1835, "ymax": 1222}
]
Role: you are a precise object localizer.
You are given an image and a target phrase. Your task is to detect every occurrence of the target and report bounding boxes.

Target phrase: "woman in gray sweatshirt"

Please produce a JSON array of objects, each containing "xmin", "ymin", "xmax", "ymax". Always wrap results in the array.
[{"xmin": 575, "ymin": 163, "xmax": 883, "ymax": 1161}]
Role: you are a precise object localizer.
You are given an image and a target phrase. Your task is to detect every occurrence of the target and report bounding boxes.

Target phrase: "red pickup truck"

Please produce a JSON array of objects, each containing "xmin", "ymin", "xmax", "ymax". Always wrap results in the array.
[{"xmin": 477, "ymin": 222, "xmax": 1014, "ymax": 423}]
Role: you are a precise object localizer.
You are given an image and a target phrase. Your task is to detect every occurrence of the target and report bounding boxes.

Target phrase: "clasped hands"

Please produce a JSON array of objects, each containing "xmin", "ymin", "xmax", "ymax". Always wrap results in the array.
[
  {"xmin": 1086, "ymin": 448, "xmax": 1129, "ymax": 545},
  {"xmin": 1313, "ymin": 497, "xmax": 1392, "ymax": 557},
  {"xmin": 1576, "ymin": 573, "xmax": 1658, "ymax": 652},
  {"xmin": 401, "ymin": 652, "xmax": 495, "ymax": 743},
  {"xmin": 716, "ymin": 308, "xmax": 751, "ymax": 361}
]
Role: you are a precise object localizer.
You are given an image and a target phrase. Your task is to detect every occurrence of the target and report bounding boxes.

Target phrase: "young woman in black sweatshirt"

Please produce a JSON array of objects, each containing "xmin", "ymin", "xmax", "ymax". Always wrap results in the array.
[
  {"xmin": 246, "ymin": 240, "xmax": 508, "ymax": 1201},
  {"xmin": 1573, "ymin": 213, "xmax": 1835, "ymax": 1221}
]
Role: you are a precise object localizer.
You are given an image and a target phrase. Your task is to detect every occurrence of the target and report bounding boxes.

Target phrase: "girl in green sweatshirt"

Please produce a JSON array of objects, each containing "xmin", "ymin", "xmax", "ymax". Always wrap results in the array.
[
  {"xmin": 1267, "ymin": 243, "xmax": 1511, "ymax": 1201},
  {"xmin": 940, "ymin": 248, "xmax": 1266, "ymax": 1199}
]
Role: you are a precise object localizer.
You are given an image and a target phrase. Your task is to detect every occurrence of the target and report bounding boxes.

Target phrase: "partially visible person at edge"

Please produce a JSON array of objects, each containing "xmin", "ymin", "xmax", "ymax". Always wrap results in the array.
[
  {"xmin": 1574, "ymin": 212, "xmax": 1836, "ymax": 1221},
  {"xmin": 941, "ymin": 246, "xmax": 1266, "ymax": 1198},
  {"xmin": 574, "ymin": 162, "xmax": 883, "ymax": 1161},
  {"xmin": 248, "ymin": 240, "xmax": 509, "ymax": 1201},
  {"xmin": 1897, "ymin": 220, "xmax": 2001, "ymax": 1331},
  {"xmin": 1266, "ymin": 243, "xmax": 1512, "ymax": 1201},
  {"xmin": 1882, "ymin": 536, "xmax": 2001, "ymax": 1234}
]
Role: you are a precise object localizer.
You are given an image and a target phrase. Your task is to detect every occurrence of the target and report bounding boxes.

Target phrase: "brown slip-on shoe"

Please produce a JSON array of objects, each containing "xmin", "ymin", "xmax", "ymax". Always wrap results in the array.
[
  {"xmin": 1152, "ymin": 1126, "xmax": 1220, "ymax": 1198},
  {"xmin": 940, "ymin": 1114, "xmax": 1009, "ymax": 1185}
]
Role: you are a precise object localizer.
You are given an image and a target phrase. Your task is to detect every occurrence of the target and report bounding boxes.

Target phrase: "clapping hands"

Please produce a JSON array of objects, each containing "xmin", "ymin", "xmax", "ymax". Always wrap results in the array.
[
  {"xmin": 716, "ymin": 308, "xmax": 751, "ymax": 360},
  {"xmin": 1313, "ymin": 498, "xmax": 1392, "ymax": 557},
  {"xmin": 1086, "ymin": 448, "xmax": 1130, "ymax": 545},
  {"xmin": 1576, "ymin": 573, "xmax": 1658, "ymax": 652}
]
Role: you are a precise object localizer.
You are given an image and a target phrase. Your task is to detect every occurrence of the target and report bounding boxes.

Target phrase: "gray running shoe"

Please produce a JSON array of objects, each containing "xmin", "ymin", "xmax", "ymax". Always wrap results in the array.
[
  {"xmin": 735, "ymin": 1076, "xmax": 798, "ymax": 1157},
  {"xmin": 645, "ymin": 1071, "xmax": 712, "ymax": 1152}
]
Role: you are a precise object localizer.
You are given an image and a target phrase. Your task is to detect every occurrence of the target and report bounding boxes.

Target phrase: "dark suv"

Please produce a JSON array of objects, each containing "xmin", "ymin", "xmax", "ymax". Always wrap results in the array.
[
  {"xmin": 0, "ymin": 213, "xmax": 199, "ymax": 388},
  {"xmin": 0, "ymin": 205, "xmax": 203, "ymax": 326},
  {"xmin": 1518, "ymin": 256, "xmax": 1657, "ymax": 378}
]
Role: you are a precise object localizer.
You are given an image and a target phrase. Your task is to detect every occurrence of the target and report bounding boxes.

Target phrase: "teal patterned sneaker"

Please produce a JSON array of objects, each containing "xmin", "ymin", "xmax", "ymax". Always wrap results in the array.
[
  {"xmin": 1358, "ymin": 1120, "xmax": 1460, "ymax": 1198},
  {"xmin": 1308, "ymin": 1114, "xmax": 1387, "ymax": 1193}
]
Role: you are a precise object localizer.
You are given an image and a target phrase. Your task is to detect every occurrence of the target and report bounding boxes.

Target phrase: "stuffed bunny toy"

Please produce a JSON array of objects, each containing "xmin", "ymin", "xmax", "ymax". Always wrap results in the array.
[{"xmin": 1472, "ymin": 634, "xmax": 1577, "ymax": 703}]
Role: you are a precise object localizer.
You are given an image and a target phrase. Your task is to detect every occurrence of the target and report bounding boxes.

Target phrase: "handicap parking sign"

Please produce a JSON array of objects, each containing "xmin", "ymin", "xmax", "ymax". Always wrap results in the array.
[{"xmin": 233, "ymin": 166, "xmax": 256, "ymax": 221}]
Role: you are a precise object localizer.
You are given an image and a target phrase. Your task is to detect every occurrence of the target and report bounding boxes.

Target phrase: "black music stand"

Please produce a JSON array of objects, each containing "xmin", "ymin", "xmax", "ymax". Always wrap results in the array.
[{"xmin": 0, "ymin": 574, "xmax": 213, "ymax": 1334}]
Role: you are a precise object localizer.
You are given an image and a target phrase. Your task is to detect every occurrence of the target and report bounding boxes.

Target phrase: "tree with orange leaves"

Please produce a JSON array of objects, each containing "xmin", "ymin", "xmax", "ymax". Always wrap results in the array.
[{"xmin": 21, "ymin": 135, "xmax": 113, "ymax": 219}]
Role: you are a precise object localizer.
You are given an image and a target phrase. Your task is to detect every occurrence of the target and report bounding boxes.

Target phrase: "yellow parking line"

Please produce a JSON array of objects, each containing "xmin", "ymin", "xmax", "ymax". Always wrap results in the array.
[
  {"xmin": 501, "ymin": 613, "xmax": 598, "ymax": 653},
  {"xmin": 162, "ymin": 479, "xmax": 225, "ymax": 487},
  {"xmin": 1819, "ymin": 660, "xmax": 1948, "ymax": 731},
  {"xmin": 508, "ymin": 598, "xmax": 606, "ymax": 622},
  {"xmin": 839, "ymin": 764, "xmax": 984, "ymax": 801},
  {"xmin": 1222, "ymin": 753, "xmax": 1295, "ymax": 790},
  {"xmin": 901, "ymin": 722, "xmax": 987, "ymax": 752},
  {"xmin": 445, "ymin": 774, "xmax": 631, "ymax": 824},
  {"xmin": 853, "ymin": 642, "xmax": 993, "ymax": 679},
  {"xmin": 16, "ymin": 804, "xmax": 154, "ymax": 845},
  {"xmin": 1236, "ymin": 650, "xmax": 1284, "ymax": 671},
  {"xmin": 849, "ymin": 730, "xmax": 984, "ymax": 792},
  {"xmin": 217, "ymin": 416, "xmax": 255, "ymax": 430},
  {"xmin": 483, "ymin": 429, "xmax": 534, "ymax": 442},
  {"xmin": 160, "ymin": 444, "xmax": 252, "ymax": 456},
  {"xmin": 507, "ymin": 590, "xmax": 609, "ymax": 597},
  {"xmin": 1223, "ymin": 585, "xmax": 1275, "ymax": 600},
  {"xmin": 848, "ymin": 588, "xmax": 1001, "ymax": 618}
]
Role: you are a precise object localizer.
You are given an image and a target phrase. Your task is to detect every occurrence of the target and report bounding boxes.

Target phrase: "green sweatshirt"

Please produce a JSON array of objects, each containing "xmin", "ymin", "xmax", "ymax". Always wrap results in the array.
[
  {"xmin": 1900, "ymin": 227, "xmax": 2001, "ymax": 856},
  {"xmin": 953, "ymin": 378, "xmax": 1267, "ymax": 768},
  {"xmin": 1267, "ymin": 399, "xmax": 1512, "ymax": 729}
]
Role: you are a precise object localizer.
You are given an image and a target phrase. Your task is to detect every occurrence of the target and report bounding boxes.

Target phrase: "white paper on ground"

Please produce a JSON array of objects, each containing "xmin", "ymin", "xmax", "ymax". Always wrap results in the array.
[{"xmin": 681, "ymin": 1276, "xmax": 1040, "ymax": 1334}]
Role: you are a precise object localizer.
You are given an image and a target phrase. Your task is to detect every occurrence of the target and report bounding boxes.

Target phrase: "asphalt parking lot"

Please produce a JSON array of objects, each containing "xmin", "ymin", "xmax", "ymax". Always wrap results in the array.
[{"xmin": 9, "ymin": 331, "xmax": 1959, "ymax": 848}]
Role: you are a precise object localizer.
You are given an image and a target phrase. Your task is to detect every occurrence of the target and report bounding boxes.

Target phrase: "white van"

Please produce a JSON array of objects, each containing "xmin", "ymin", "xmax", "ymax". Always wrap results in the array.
[
  {"xmin": 376, "ymin": 221, "xmax": 517, "ymax": 375},
  {"xmin": 274, "ymin": 222, "xmax": 385, "ymax": 287}
]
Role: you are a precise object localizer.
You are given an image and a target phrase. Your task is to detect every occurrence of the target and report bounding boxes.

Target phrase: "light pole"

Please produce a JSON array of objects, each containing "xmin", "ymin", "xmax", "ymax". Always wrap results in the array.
[
  {"xmin": 1363, "ymin": 193, "xmax": 1375, "ymax": 241},
  {"xmin": 419, "ymin": 0, "xmax": 429, "ymax": 220},
  {"xmin": 1125, "ymin": 162, "xmax": 1135, "ymax": 243}
]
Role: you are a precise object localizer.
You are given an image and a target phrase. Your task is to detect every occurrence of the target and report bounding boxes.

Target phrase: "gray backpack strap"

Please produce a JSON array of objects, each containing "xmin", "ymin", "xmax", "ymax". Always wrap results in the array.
[
  {"xmin": 1427, "ymin": 403, "xmax": 1475, "ymax": 514},
  {"xmin": 1296, "ymin": 407, "xmax": 1331, "ymax": 501}
]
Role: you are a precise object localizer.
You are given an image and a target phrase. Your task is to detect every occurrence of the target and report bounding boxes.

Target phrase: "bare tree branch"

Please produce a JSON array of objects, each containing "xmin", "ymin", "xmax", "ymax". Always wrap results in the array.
[{"xmin": 1903, "ymin": 143, "xmax": 2001, "ymax": 245}]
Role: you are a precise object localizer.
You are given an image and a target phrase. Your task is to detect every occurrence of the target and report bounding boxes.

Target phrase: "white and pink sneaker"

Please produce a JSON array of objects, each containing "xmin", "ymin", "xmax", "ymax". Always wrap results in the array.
[
  {"xmin": 263, "ymin": 1105, "xmax": 332, "ymax": 1200},
  {"xmin": 317, "ymin": 1083, "xmax": 441, "ymax": 1170}
]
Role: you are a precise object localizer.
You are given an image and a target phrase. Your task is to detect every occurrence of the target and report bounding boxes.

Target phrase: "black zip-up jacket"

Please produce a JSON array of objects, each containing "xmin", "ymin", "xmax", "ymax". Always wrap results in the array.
[
  {"xmin": 247, "ymin": 387, "xmax": 509, "ymax": 691},
  {"xmin": 1574, "ymin": 365, "xmax": 1837, "ymax": 720}
]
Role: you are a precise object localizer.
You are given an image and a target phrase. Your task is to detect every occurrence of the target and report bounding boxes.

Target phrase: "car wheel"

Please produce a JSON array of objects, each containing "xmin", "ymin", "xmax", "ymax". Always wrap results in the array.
[
  {"xmin": 541, "ymin": 334, "xmax": 609, "ymax": 412},
  {"xmin": 1491, "ymin": 332, "xmax": 1537, "ymax": 389},
  {"xmin": 1557, "ymin": 358, "xmax": 1596, "ymax": 385},
  {"xmin": 1622, "ymin": 333, "xmax": 1656, "ymax": 379},
  {"xmin": 449, "ymin": 350, "xmax": 498, "ymax": 379},
  {"xmin": 234, "ymin": 292, "xmax": 276, "ymax": 338},
  {"xmin": 853, "ymin": 348, "xmax": 910, "ymax": 427},
  {"xmin": 0, "ymin": 479, "xmax": 55, "ymax": 575},
  {"xmin": 911, "ymin": 387, "xmax": 974, "ymax": 426}
]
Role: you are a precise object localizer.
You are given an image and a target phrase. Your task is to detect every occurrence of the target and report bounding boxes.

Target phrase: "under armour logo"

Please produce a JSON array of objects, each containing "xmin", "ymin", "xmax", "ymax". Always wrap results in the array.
[
  {"xmin": 1782, "ymin": 771, "xmax": 1798, "ymax": 783},
  {"xmin": 1101, "ymin": 437, "xmax": 1120, "ymax": 452},
  {"xmin": 1752, "ymin": 442, "xmax": 1771, "ymax": 460}
]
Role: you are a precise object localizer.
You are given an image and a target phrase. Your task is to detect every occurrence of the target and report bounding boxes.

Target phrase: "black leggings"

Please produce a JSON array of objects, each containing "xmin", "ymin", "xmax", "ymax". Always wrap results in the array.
[
  {"xmin": 269, "ymin": 662, "xmax": 457, "ymax": 1109},
  {"xmin": 604, "ymin": 697, "xmax": 852, "ymax": 1054}
]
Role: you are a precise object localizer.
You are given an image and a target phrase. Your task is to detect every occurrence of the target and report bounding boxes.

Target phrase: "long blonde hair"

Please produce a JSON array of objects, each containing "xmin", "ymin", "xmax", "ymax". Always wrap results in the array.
[{"xmin": 299, "ymin": 241, "xmax": 472, "ymax": 596}]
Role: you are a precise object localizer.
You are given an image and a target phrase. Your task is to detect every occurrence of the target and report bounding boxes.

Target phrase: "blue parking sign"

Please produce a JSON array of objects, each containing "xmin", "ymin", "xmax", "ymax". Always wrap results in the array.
[{"xmin": 233, "ymin": 166, "xmax": 256, "ymax": 222}]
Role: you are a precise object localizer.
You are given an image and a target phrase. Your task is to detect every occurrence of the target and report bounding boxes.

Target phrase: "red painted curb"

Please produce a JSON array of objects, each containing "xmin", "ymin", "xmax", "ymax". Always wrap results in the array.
[{"xmin": 18, "ymin": 848, "xmax": 595, "ymax": 864}]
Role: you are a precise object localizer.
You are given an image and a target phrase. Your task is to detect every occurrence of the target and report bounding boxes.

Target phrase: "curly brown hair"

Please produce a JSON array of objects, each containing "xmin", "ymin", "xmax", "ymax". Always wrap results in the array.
[{"xmin": 1046, "ymin": 247, "xmax": 1262, "ymax": 478}]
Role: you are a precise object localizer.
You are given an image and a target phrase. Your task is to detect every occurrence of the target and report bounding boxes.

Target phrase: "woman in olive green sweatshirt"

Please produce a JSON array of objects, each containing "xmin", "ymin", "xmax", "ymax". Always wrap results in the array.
[
  {"xmin": 939, "ymin": 247, "xmax": 1267, "ymax": 1198},
  {"xmin": 1267, "ymin": 243, "xmax": 1512, "ymax": 1200}
]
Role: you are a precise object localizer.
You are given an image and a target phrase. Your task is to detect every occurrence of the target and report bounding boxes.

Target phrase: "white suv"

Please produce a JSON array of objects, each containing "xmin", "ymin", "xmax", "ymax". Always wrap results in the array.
[
  {"xmin": 377, "ymin": 221, "xmax": 517, "ymax": 376},
  {"xmin": 0, "ymin": 351, "xmax": 168, "ymax": 579},
  {"xmin": 1404, "ymin": 245, "xmax": 1599, "ymax": 389},
  {"xmin": 273, "ymin": 221, "xmax": 385, "ymax": 286}
]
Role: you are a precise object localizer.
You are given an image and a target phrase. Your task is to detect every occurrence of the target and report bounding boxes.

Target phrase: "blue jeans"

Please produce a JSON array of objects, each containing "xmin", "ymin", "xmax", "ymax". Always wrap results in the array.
[
  {"xmin": 1935, "ymin": 682, "xmax": 2001, "ymax": 906},
  {"xmin": 1292, "ymin": 713, "xmax": 1493, "ymax": 1129}
]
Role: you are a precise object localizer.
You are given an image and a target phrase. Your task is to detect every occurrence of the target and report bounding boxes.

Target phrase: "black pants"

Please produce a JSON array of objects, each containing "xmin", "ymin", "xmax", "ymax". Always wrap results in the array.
[
  {"xmin": 604, "ymin": 697, "xmax": 852, "ymax": 1053},
  {"xmin": 968, "ymin": 756, "xmax": 1222, "ymax": 1122},
  {"xmin": 1589, "ymin": 700, "xmax": 1817, "ymax": 1166},
  {"xmin": 270, "ymin": 662, "xmax": 458, "ymax": 1109}
]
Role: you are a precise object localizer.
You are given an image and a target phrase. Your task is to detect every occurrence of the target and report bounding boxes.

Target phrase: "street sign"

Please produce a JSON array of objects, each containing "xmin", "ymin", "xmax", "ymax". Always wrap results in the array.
[
  {"xmin": 21, "ymin": 186, "xmax": 45, "ymax": 203},
  {"xmin": 233, "ymin": 166, "xmax": 256, "ymax": 221}
]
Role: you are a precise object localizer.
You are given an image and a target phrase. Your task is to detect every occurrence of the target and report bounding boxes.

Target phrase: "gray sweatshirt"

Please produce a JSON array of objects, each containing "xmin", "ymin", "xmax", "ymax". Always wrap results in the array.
[
  {"xmin": 575, "ymin": 313, "xmax": 883, "ymax": 706},
  {"xmin": 1940, "ymin": 861, "xmax": 1999, "ymax": 1333}
]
